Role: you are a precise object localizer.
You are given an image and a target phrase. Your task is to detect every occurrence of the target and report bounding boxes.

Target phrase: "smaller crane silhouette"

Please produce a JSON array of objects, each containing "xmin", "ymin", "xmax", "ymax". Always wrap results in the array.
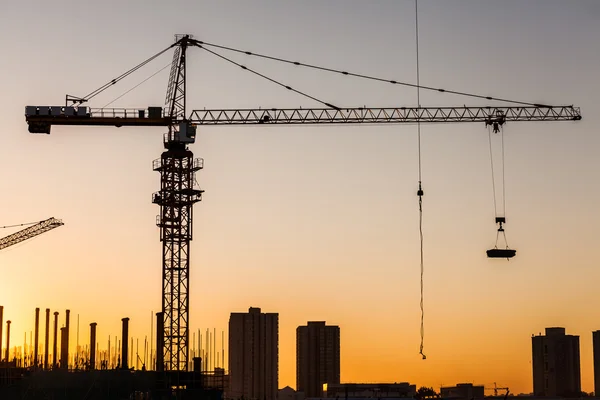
[
  {"xmin": 492, "ymin": 382, "xmax": 509, "ymax": 397},
  {"xmin": 0, "ymin": 218, "xmax": 63, "ymax": 251}
]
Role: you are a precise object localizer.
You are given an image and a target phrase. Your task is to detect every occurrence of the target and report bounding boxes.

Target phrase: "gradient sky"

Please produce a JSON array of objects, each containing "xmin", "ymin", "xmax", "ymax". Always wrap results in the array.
[{"xmin": 1, "ymin": 0, "xmax": 599, "ymax": 394}]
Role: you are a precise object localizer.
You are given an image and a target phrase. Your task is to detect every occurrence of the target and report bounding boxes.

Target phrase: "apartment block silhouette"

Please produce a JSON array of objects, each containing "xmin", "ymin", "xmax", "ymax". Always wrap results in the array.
[
  {"xmin": 296, "ymin": 321, "xmax": 340, "ymax": 398},
  {"xmin": 229, "ymin": 307, "xmax": 278, "ymax": 400},
  {"xmin": 532, "ymin": 327, "xmax": 581, "ymax": 397}
]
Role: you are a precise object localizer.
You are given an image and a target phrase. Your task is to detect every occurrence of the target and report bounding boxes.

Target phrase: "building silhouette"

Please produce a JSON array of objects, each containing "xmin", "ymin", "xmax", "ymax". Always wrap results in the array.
[
  {"xmin": 278, "ymin": 386, "xmax": 305, "ymax": 400},
  {"xmin": 593, "ymin": 330, "xmax": 600, "ymax": 396},
  {"xmin": 296, "ymin": 321, "xmax": 340, "ymax": 398},
  {"xmin": 440, "ymin": 383, "xmax": 484, "ymax": 399},
  {"xmin": 228, "ymin": 307, "xmax": 278, "ymax": 400},
  {"xmin": 532, "ymin": 327, "xmax": 581, "ymax": 397},
  {"xmin": 325, "ymin": 383, "xmax": 416, "ymax": 398}
]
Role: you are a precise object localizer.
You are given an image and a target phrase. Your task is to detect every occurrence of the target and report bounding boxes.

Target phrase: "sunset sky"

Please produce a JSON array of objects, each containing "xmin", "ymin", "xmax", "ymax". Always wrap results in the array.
[{"xmin": 1, "ymin": 0, "xmax": 599, "ymax": 394}]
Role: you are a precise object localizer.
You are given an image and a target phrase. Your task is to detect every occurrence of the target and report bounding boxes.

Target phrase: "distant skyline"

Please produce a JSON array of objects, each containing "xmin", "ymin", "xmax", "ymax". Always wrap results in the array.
[
  {"xmin": 1, "ymin": 0, "xmax": 599, "ymax": 394},
  {"xmin": 5, "ymin": 303, "xmax": 600, "ymax": 395}
]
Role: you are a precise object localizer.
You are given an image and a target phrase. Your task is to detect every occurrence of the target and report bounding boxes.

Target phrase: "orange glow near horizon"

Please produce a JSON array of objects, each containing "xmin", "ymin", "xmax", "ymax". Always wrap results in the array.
[{"xmin": 1, "ymin": 291, "xmax": 599, "ymax": 393}]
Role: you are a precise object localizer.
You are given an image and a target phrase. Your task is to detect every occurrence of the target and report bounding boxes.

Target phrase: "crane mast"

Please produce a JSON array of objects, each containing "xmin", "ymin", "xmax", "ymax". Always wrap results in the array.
[
  {"xmin": 22, "ymin": 34, "xmax": 582, "ymax": 373},
  {"xmin": 151, "ymin": 34, "xmax": 203, "ymax": 372},
  {"xmin": 0, "ymin": 218, "xmax": 64, "ymax": 251}
]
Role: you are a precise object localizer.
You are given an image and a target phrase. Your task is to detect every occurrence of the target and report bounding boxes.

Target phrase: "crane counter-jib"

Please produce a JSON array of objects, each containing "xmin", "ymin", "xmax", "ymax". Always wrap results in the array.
[{"xmin": 25, "ymin": 105, "xmax": 172, "ymax": 133}]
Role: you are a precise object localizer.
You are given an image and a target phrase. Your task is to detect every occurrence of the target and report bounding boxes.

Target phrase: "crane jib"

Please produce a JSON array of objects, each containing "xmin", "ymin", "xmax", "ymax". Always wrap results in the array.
[{"xmin": 25, "ymin": 105, "xmax": 581, "ymax": 134}]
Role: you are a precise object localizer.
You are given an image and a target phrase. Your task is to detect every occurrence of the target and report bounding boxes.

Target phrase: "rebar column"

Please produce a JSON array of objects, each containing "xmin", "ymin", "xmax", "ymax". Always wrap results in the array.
[
  {"xmin": 60, "ymin": 327, "xmax": 67, "ymax": 369},
  {"xmin": 156, "ymin": 311, "xmax": 164, "ymax": 372},
  {"xmin": 52, "ymin": 311, "xmax": 58, "ymax": 369},
  {"xmin": 5, "ymin": 320, "xmax": 11, "ymax": 361},
  {"xmin": 90, "ymin": 323, "xmax": 97, "ymax": 370},
  {"xmin": 0, "ymin": 306, "xmax": 3, "ymax": 362},
  {"xmin": 61, "ymin": 309, "xmax": 70, "ymax": 369},
  {"xmin": 122, "ymin": 318, "xmax": 129, "ymax": 370},
  {"xmin": 34, "ymin": 307, "xmax": 40, "ymax": 367},
  {"xmin": 44, "ymin": 309, "xmax": 50, "ymax": 369}
]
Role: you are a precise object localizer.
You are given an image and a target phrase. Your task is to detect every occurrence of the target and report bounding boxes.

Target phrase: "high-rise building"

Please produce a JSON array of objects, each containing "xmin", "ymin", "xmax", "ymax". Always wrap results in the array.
[
  {"xmin": 593, "ymin": 330, "xmax": 600, "ymax": 396},
  {"xmin": 296, "ymin": 321, "xmax": 340, "ymax": 398},
  {"xmin": 532, "ymin": 327, "xmax": 581, "ymax": 397},
  {"xmin": 228, "ymin": 307, "xmax": 278, "ymax": 400}
]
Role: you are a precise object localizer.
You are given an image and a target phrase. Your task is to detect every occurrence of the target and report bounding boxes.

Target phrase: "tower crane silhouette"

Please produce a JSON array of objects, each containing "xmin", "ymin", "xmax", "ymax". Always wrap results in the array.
[
  {"xmin": 24, "ymin": 34, "xmax": 581, "ymax": 372},
  {"xmin": 485, "ymin": 383, "xmax": 510, "ymax": 397}
]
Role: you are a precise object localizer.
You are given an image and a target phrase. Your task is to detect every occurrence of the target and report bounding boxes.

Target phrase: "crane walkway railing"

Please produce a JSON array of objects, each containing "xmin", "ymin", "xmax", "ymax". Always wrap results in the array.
[{"xmin": 88, "ymin": 107, "xmax": 166, "ymax": 119}]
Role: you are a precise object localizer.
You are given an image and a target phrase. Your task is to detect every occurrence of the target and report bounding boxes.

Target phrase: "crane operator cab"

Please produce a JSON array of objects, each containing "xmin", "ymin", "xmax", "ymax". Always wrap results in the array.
[
  {"xmin": 176, "ymin": 121, "xmax": 196, "ymax": 144},
  {"xmin": 486, "ymin": 217, "xmax": 516, "ymax": 260}
]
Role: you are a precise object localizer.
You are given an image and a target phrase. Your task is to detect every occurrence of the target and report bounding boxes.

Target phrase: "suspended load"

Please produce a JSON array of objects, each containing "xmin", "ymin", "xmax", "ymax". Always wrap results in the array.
[
  {"xmin": 486, "ymin": 124, "xmax": 516, "ymax": 260},
  {"xmin": 487, "ymin": 217, "xmax": 516, "ymax": 259}
]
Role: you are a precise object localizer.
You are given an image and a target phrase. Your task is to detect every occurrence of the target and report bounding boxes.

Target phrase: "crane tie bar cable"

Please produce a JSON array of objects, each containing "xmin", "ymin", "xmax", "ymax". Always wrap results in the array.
[
  {"xmin": 103, "ymin": 62, "xmax": 173, "ymax": 108},
  {"xmin": 193, "ymin": 40, "xmax": 552, "ymax": 108},
  {"xmin": 77, "ymin": 43, "xmax": 177, "ymax": 104},
  {"xmin": 198, "ymin": 45, "xmax": 340, "ymax": 110}
]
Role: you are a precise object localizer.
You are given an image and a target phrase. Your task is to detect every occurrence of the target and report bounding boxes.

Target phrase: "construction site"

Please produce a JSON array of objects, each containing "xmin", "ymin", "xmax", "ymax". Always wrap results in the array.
[
  {"xmin": 0, "ymin": 3, "xmax": 589, "ymax": 397},
  {"xmin": 0, "ymin": 218, "xmax": 225, "ymax": 398},
  {"xmin": 0, "ymin": 303, "xmax": 226, "ymax": 399}
]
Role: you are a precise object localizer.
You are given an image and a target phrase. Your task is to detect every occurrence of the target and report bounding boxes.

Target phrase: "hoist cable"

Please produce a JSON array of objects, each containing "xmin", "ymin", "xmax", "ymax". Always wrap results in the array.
[
  {"xmin": 418, "ymin": 196, "xmax": 425, "ymax": 356},
  {"xmin": 488, "ymin": 125, "xmax": 498, "ymax": 218},
  {"xmin": 500, "ymin": 126, "xmax": 509, "ymax": 249},
  {"xmin": 194, "ymin": 41, "xmax": 551, "ymax": 107},
  {"xmin": 416, "ymin": 13, "xmax": 423, "ymax": 184},
  {"xmin": 198, "ymin": 45, "xmax": 340, "ymax": 110},
  {"xmin": 414, "ymin": 0, "xmax": 426, "ymax": 360},
  {"xmin": 103, "ymin": 62, "xmax": 172, "ymax": 108},
  {"xmin": 489, "ymin": 125, "xmax": 511, "ymax": 249},
  {"xmin": 501, "ymin": 126, "xmax": 506, "ymax": 217}
]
